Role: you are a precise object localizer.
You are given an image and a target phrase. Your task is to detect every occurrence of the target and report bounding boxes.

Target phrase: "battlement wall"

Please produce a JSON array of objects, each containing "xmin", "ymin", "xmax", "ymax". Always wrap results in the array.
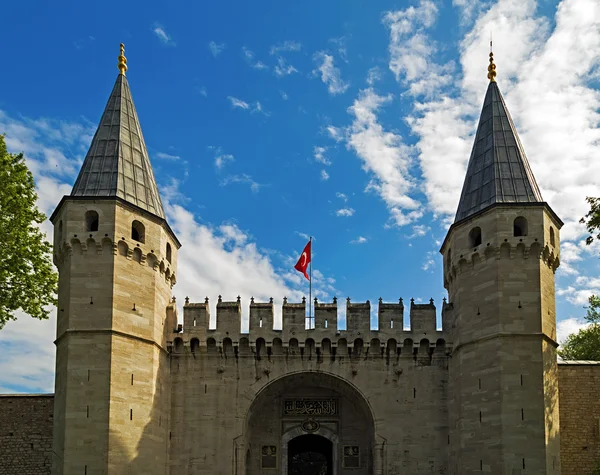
[{"xmin": 176, "ymin": 296, "xmax": 452, "ymax": 357}]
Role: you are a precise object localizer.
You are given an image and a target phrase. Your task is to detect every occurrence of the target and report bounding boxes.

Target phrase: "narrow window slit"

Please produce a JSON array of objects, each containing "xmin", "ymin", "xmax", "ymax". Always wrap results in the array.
[{"xmin": 130, "ymin": 409, "xmax": 133, "ymax": 421}]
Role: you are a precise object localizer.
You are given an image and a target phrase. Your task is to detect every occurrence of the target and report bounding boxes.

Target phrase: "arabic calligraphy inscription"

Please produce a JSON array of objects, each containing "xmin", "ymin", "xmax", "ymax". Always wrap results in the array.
[{"xmin": 283, "ymin": 399, "xmax": 338, "ymax": 416}]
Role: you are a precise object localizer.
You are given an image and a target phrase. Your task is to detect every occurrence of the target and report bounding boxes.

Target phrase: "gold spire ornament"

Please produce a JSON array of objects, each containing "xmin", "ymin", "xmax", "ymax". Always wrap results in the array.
[
  {"xmin": 487, "ymin": 46, "xmax": 496, "ymax": 83},
  {"xmin": 118, "ymin": 43, "xmax": 128, "ymax": 76}
]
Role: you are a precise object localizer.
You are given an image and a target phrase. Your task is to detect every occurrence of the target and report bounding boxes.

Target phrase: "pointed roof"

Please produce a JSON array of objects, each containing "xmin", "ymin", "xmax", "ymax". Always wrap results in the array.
[
  {"xmin": 454, "ymin": 60, "xmax": 543, "ymax": 223},
  {"xmin": 71, "ymin": 48, "xmax": 165, "ymax": 219}
]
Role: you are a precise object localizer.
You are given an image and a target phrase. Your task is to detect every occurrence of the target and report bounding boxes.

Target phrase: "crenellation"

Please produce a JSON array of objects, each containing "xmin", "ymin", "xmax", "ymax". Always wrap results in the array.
[
  {"xmin": 314, "ymin": 299, "xmax": 337, "ymax": 331},
  {"xmin": 378, "ymin": 298, "xmax": 404, "ymax": 332},
  {"xmin": 410, "ymin": 299, "xmax": 437, "ymax": 334},
  {"xmin": 345, "ymin": 299, "xmax": 371, "ymax": 336},
  {"xmin": 249, "ymin": 298, "xmax": 274, "ymax": 334},
  {"xmin": 213, "ymin": 296, "xmax": 242, "ymax": 335}
]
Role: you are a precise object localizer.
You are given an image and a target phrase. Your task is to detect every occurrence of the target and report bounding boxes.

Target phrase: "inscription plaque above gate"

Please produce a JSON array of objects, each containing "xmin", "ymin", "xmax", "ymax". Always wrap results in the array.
[{"xmin": 283, "ymin": 399, "xmax": 338, "ymax": 416}]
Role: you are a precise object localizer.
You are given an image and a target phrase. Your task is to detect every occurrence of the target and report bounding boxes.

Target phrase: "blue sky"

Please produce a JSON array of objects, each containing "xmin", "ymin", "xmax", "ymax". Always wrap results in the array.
[{"xmin": 1, "ymin": 0, "xmax": 600, "ymax": 393}]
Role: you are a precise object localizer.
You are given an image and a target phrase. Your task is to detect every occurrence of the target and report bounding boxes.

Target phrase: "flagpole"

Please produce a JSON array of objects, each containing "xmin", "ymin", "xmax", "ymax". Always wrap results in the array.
[{"xmin": 309, "ymin": 236, "xmax": 313, "ymax": 328}]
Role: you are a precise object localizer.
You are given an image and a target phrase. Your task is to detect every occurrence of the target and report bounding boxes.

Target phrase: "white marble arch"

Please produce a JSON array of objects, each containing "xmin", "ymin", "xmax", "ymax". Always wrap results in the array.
[{"xmin": 280, "ymin": 425, "xmax": 339, "ymax": 475}]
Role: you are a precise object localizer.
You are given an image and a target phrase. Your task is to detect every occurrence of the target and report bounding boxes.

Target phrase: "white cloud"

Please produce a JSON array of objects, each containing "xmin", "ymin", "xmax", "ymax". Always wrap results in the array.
[
  {"xmin": 325, "ymin": 125, "xmax": 344, "ymax": 143},
  {"xmin": 329, "ymin": 36, "xmax": 349, "ymax": 62},
  {"xmin": 345, "ymin": 89, "xmax": 422, "ymax": 227},
  {"xmin": 421, "ymin": 250, "xmax": 437, "ymax": 271},
  {"xmin": 383, "ymin": 1, "xmax": 449, "ymax": 97},
  {"xmin": 227, "ymin": 97, "xmax": 269, "ymax": 116},
  {"xmin": 336, "ymin": 192, "xmax": 348, "ymax": 202},
  {"xmin": 155, "ymin": 151, "xmax": 180, "ymax": 160},
  {"xmin": 270, "ymin": 40, "xmax": 302, "ymax": 55},
  {"xmin": 350, "ymin": 236, "xmax": 368, "ymax": 244},
  {"xmin": 220, "ymin": 174, "xmax": 266, "ymax": 193},
  {"xmin": 366, "ymin": 66, "xmax": 383, "ymax": 86},
  {"xmin": 153, "ymin": 25, "xmax": 175, "ymax": 46},
  {"xmin": 209, "ymin": 41, "xmax": 225, "ymax": 57},
  {"xmin": 280, "ymin": 90, "xmax": 289, "ymax": 100},
  {"xmin": 215, "ymin": 154, "xmax": 234, "ymax": 169},
  {"xmin": 198, "ymin": 86, "xmax": 208, "ymax": 97},
  {"xmin": 227, "ymin": 96, "xmax": 250, "ymax": 109},
  {"xmin": 242, "ymin": 47, "xmax": 268, "ymax": 70},
  {"xmin": 402, "ymin": 0, "xmax": 600, "ymax": 263},
  {"xmin": 336, "ymin": 208, "xmax": 355, "ymax": 217},
  {"xmin": 320, "ymin": 170, "xmax": 330, "ymax": 181},
  {"xmin": 557, "ymin": 317, "xmax": 591, "ymax": 344},
  {"xmin": 314, "ymin": 146, "xmax": 331, "ymax": 165},
  {"xmin": 274, "ymin": 57, "xmax": 298, "ymax": 77},
  {"xmin": 313, "ymin": 52, "xmax": 349, "ymax": 95},
  {"xmin": 407, "ymin": 224, "xmax": 430, "ymax": 239}
]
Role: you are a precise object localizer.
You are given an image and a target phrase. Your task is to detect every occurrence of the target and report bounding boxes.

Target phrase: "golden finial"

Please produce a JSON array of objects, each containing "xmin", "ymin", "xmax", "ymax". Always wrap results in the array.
[
  {"xmin": 118, "ymin": 43, "xmax": 127, "ymax": 76},
  {"xmin": 487, "ymin": 40, "xmax": 496, "ymax": 82}
]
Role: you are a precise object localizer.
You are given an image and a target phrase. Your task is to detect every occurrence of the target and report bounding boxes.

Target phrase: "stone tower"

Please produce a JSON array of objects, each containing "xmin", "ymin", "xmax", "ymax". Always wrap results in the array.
[
  {"xmin": 49, "ymin": 45, "xmax": 180, "ymax": 475},
  {"xmin": 440, "ymin": 52, "xmax": 563, "ymax": 474}
]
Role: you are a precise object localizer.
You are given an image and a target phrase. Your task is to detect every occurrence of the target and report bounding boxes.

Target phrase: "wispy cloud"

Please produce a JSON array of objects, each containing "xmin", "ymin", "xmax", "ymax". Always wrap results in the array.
[
  {"xmin": 155, "ymin": 151, "xmax": 180, "ymax": 160},
  {"xmin": 407, "ymin": 224, "xmax": 430, "ymax": 239},
  {"xmin": 382, "ymin": 1, "xmax": 450, "ymax": 98},
  {"xmin": 325, "ymin": 126, "xmax": 344, "ymax": 143},
  {"xmin": 351, "ymin": 236, "xmax": 368, "ymax": 244},
  {"xmin": 280, "ymin": 90, "xmax": 289, "ymax": 100},
  {"xmin": 336, "ymin": 192, "xmax": 348, "ymax": 202},
  {"xmin": 197, "ymin": 86, "xmax": 208, "ymax": 97},
  {"xmin": 313, "ymin": 52, "xmax": 349, "ymax": 95},
  {"xmin": 270, "ymin": 40, "xmax": 302, "ymax": 55},
  {"xmin": 227, "ymin": 96, "xmax": 250, "ymax": 109},
  {"xmin": 242, "ymin": 47, "xmax": 268, "ymax": 70},
  {"xmin": 274, "ymin": 57, "xmax": 298, "ymax": 77},
  {"xmin": 366, "ymin": 66, "xmax": 383, "ymax": 86},
  {"xmin": 313, "ymin": 146, "xmax": 331, "ymax": 165},
  {"xmin": 336, "ymin": 208, "xmax": 355, "ymax": 217},
  {"xmin": 221, "ymin": 174, "xmax": 266, "ymax": 193},
  {"xmin": 345, "ymin": 88, "xmax": 422, "ymax": 227},
  {"xmin": 208, "ymin": 146, "xmax": 235, "ymax": 170},
  {"xmin": 320, "ymin": 170, "xmax": 330, "ymax": 181},
  {"xmin": 329, "ymin": 36, "xmax": 349, "ymax": 62},
  {"xmin": 421, "ymin": 250, "xmax": 436, "ymax": 271},
  {"xmin": 153, "ymin": 24, "xmax": 175, "ymax": 46},
  {"xmin": 209, "ymin": 41, "xmax": 225, "ymax": 57},
  {"xmin": 227, "ymin": 96, "xmax": 270, "ymax": 116}
]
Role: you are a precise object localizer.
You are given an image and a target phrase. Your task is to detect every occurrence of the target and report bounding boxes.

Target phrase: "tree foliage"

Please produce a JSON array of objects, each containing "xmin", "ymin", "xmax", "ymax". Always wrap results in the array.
[
  {"xmin": 558, "ymin": 296, "xmax": 600, "ymax": 361},
  {"xmin": 580, "ymin": 196, "xmax": 600, "ymax": 246},
  {"xmin": 0, "ymin": 134, "xmax": 57, "ymax": 328},
  {"xmin": 556, "ymin": 197, "xmax": 600, "ymax": 361}
]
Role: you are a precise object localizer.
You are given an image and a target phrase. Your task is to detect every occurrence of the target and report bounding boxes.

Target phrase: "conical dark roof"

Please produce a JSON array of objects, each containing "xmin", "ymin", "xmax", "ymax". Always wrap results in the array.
[
  {"xmin": 454, "ymin": 81, "xmax": 542, "ymax": 223},
  {"xmin": 71, "ymin": 74, "xmax": 165, "ymax": 219}
]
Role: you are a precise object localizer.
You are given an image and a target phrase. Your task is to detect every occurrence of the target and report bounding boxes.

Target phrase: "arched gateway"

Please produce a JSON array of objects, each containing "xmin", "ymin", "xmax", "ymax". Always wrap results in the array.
[{"xmin": 242, "ymin": 372, "xmax": 377, "ymax": 475}]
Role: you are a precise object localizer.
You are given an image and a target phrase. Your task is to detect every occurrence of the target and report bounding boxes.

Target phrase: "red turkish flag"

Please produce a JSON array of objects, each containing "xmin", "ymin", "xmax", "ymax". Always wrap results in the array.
[{"xmin": 294, "ymin": 240, "xmax": 311, "ymax": 280}]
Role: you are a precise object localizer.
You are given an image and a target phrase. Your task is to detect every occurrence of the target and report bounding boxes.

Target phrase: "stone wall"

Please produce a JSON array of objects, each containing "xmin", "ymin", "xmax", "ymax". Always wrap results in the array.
[
  {"xmin": 0, "ymin": 394, "xmax": 53, "ymax": 475},
  {"xmin": 559, "ymin": 361, "xmax": 600, "ymax": 475}
]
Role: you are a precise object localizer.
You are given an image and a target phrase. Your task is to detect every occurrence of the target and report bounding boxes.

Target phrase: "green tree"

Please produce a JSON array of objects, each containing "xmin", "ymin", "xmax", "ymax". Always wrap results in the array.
[
  {"xmin": 0, "ymin": 134, "xmax": 57, "ymax": 328},
  {"xmin": 558, "ymin": 296, "xmax": 600, "ymax": 361}
]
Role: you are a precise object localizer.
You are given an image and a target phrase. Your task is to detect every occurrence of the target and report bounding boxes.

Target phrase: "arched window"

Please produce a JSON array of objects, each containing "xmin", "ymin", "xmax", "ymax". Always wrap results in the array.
[
  {"xmin": 550, "ymin": 227, "xmax": 555, "ymax": 246},
  {"xmin": 446, "ymin": 248, "xmax": 452, "ymax": 268},
  {"xmin": 166, "ymin": 243, "xmax": 172, "ymax": 263},
  {"xmin": 514, "ymin": 217, "xmax": 528, "ymax": 237},
  {"xmin": 469, "ymin": 227, "xmax": 482, "ymax": 248},
  {"xmin": 85, "ymin": 211, "xmax": 99, "ymax": 232},
  {"xmin": 131, "ymin": 220, "xmax": 145, "ymax": 243}
]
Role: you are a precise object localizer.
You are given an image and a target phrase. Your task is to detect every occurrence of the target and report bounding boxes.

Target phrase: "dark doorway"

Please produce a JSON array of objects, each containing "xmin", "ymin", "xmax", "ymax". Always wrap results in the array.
[{"xmin": 289, "ymin": 434, "xmax": 333, "ymax": 475}]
